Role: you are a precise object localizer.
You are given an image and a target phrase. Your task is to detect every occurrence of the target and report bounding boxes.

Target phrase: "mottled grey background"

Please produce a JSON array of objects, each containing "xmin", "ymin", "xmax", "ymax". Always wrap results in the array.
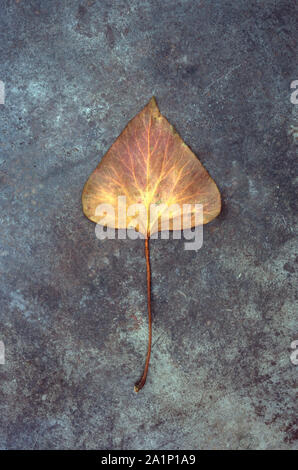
[{"xmin": 0, "ymin": 0, "xmax": 297, "ymax": 450}]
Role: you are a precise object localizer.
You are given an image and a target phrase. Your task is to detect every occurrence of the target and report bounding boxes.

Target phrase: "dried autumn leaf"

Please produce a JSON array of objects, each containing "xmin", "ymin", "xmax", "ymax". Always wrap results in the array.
[{"xmin": 82, "ymin": 97, "xmax": 221, "ymax": 391}]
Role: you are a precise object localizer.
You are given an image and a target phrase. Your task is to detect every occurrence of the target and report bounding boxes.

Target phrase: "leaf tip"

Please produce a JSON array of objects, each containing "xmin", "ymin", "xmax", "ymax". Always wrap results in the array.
[{"xmin": 147, "ymin": 96, "xmax": 159, "ymax": 113}]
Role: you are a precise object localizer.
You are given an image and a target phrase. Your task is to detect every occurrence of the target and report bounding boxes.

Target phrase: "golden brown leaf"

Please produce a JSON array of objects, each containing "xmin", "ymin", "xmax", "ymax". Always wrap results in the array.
[
  {"xmin": 82, "ymin": 97, "xmax": 221, "ymax": 392},
  {"xmin": 82, "ymin": 97, "xmax": 221, "ymax": 236}
]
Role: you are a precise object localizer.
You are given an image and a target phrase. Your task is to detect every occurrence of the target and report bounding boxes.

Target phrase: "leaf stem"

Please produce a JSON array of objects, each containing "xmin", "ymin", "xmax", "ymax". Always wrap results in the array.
[{"xmin": 134, "ymin": 236, "xmax": 152, "ymax": 392}]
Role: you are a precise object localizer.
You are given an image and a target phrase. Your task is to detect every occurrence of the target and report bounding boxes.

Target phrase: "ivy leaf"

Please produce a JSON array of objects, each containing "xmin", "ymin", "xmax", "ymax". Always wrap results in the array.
[{"xmin": 82, "ymin": 97, "xmax": 221, "ymax": 391}]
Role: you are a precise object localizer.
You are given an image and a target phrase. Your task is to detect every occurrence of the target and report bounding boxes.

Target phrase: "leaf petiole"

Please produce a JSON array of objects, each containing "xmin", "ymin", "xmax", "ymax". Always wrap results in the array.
[{"xmin": 134, "ymin": 236, "xmax": 152, "ymax": 392}]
